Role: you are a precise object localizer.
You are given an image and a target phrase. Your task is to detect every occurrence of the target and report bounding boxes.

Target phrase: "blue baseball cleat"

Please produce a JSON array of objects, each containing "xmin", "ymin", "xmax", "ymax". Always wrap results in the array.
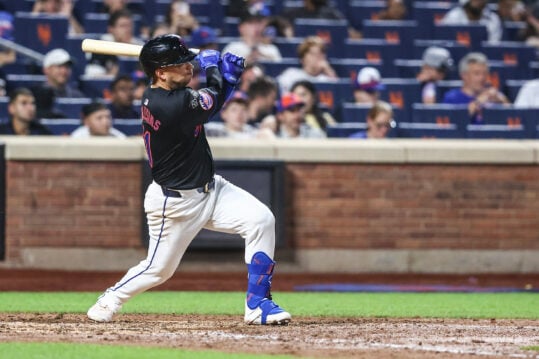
[{"xmin": 244, "ymin": 252, "xmax": 291, "ymax": 325}]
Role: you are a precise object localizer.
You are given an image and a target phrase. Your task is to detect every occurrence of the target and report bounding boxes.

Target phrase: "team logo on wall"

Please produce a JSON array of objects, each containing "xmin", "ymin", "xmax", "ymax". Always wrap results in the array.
[{"xmin": 198, "ymin": 91, "xmax": 214, "ymax": 111}]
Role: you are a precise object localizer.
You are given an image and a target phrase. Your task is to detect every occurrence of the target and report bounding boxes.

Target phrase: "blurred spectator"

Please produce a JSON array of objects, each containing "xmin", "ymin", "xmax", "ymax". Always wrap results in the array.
[
  {"xmin": 246, "ymin": 75, "xmax": 279, "ymax": 125},
  {"xmin": 227, "ymin": 0, "xmax": 271, "ymax": 18},
  {"xmin": 97, "ymin": 0, "xmax": 150, "ymax": 39},
  {"xmin": 497, "ymin": 0, "xmax": 526, "ymax": 21},
  {"xmin": 264, "ymin": 16, "xmax": 294, "ymax": 38},
  {"xmin": 376, "ymin": 0, "xmax": 408, "ymax": 20},
  {"xmin": 38, "ymin": 48, "xmax": 85, "ymax": 98},
  {"xmin": 442, "ymin": 52, "xmax": 509, "ymax": 123},
  {"xmin": 276, "ymin": 36, "xmax": 337, "ymax": 93},
  {"xmin": 165, "ymin": 0, "xmax": 199, "ymax": 37},
  {"xmin": 190, "ymin": 26, "xmax": 219, "ymax": 51},
  {"xmin": 31, "ymin": 87, "xmax": 66, "ymax": 119},
  {"xmin": 108, "ymin": 74, "xmax": 139, "ymax": 119},
  {"xmin": 518, "ymin": 2, "xmax": 539, "ymax": 47},
  {"xmin": 514, "ymin": 78, "xmax": 539, "ymax": 108},
  {"xmin": 349, "ymin": 101, "xmax": 395, "ymax": 139},
  {"xmin": 206, "ymin": 91, "xmax": 273, "ymax": 138},
  {"xmin": 133, "ymin": 77, "xmax": 148, "ymax": 101},
  {"xmin": 71, "ymin": 102, "xmax": 126, "ymax": 138},
  {"xmin": 352, "ymin": 67, "xmax": 385, "ymax": 105},
  {"xmin": 86, "ymin": 9, "xmax": 144, "ymax": 77},
  {"xmin": 0, "ymin": 87, "xmax": 52, "ymax": 135},
  {"xmin": 0, "ymin": 11, "xmax": 15, "ymax": 68},
  {"xmin": 32, "ymin": 0, "xmax": 84, "ymax": 34},
  {"xmin": 416, "ymin": 47, "xmax": 454, "ymax": 104},
  {"xmin": 222, "ymin": 14, "xmax": 282, "ymax": 64},
  {"xmin": 238, "ymin": 63, "xmax": 265, "ymax": 93},
  {"xmin": 273, "ymin": 92, "xmax": 325, "ymax": 138},
  {"xmin": 440, "ymin": 0, "xmax": 503, "ymax": 43},
  {"xmin": 290, "ymin": 80, "xmax": 336, "ymax": 133}
]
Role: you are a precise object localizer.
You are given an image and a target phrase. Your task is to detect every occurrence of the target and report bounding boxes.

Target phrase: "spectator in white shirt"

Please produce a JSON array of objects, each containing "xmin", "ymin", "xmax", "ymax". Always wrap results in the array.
[
  {"xmin": 71, "ymin": 102, "xmax": 126, "ymax": 138},
  {"xmin": 514, "ymin": 79, "xmax": 539, "ymax": 108}
]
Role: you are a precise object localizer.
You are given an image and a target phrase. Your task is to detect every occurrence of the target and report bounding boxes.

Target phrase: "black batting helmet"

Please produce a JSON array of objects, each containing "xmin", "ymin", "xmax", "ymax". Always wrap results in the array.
[{"xmin": 139, "ymin": 34, "xmax": 197, "ymax": 78}]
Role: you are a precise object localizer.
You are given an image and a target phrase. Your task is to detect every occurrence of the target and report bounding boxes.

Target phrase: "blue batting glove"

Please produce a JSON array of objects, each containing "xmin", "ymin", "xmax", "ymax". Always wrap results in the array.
[
  {"xmin": 220, "ymin": 52, "xmax": 245, "ymax": 84},
  {"xmin": 196, "ymin": 50, "xmax": 221, "ymax": 70}
]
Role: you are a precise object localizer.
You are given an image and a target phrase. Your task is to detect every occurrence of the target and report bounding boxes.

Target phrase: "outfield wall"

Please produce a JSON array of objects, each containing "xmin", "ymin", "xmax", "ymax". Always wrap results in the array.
[{"xmin": 0, "ymin": 136, "xmax": 538, "ymax": 274}]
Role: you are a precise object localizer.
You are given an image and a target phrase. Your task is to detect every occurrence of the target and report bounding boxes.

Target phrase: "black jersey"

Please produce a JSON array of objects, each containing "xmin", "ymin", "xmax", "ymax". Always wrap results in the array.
[{"xmin": 141, "ymin": 67, "xmax": 227, "ymax": 189}]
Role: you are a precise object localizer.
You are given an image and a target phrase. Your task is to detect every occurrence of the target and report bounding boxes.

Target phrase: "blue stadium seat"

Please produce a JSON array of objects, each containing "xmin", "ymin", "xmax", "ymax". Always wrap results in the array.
[
  {"xmin": 0, "ymin": 0, "xmax": 32, "ymax": 13},
  {"xmin": 378, "ymin": 78, "xmax": 422, "ymax": 120},
  {"xmin": 411, "ymin": 103, "xmax": 469, "ymax": 137},
  {"xmin": 398, "ymin": 122, "xmax": 462, "ymax": 139},
  {"xmin": 326, "ymin": 123, "xmax": 366, "ymax": 138},
  {"xmin": 437, "ymin": 80, "xmax": 462, "ymax": 100},
  {"xmin": 339, "ymin": 103, "xmax": 371, "ymax": 123},
  {"xmin": 503, "ymin": 21, "xmax": 527, "ymax": 42},
  {"xmin": 412, "ymin": 2, "xmax": 452, "ymax": 34},
  {"xmin": 55, "ymin": 98, "xmax": 93, "ymax": 118},
  {"xmin": 393, "ymin": 59, "xmax": 422, "ymax": 79},
  {"xmin": 362, "ymin": 20, "xmax": 418, "ymax": 52},
  {"xmin": 433, "ymin": 24, "xmax": 488, "ymax": 50},
  {"xmin": 39, "ymin": 118, "xmax": 80, "ymax": 136},
  {"xmin": 466, "ymin": 124, "xmax": 528, "ymax": 139},
  {"xmin": 481, "ymin": 42, "xmax": 537, "ymax": 79},
  {"xmin": 6, "ymin": 74, "xmax": 46, "ymax": 89},
  {"xmin": 293, "ymin": 18, "xmax": 349, "ymax": 57},
  {"xmin": 113, "ymin": 118, "xmax": 142, "ymax": 136},
  {"xmin": 343, "ymin": 38, "xmax": 402, "ymax": 76},
  {"xmin": 222, "ymin": 17, "xmax": 240, "ymax": 37},
  {"xmin": 79, "ymin": 76, "xmax": 113, "ymax": 98},
  {"xmin": 331, "ymin": 59, "xmax": 386, "ymax": 80},
  {"xmin": 13, "ymin": 13, "xmax": 69, "ymax": 54},
  {"xmin": 480, "ymin": 106, "xmax": 538, "ymax": 139},
  {"xmin": 83, "ymin": 13, "xmax": 144, "ymax": 35},
  {"xmin": 311, "ymin": 79, "xmax": 353, "ymax": 114},
  {"xmin": 346, "ymin": 0, "xmax": 385, "ymax": 30},
  {"xmin": 259, "ymin": 58, "xmax": 300, "ymax": 78},
  {"xmin": 505, "ymin": 80, "xmax": 525, "ymax": 102},
  {"xmin": 0, "ymin": 96, "xmax": 7, "ymax": 120},
  {"xmin": 273, "ymin": 37, "xmax": 303, "ymax": 58},
  {"xmin": 65, "ymin": 34, "xmax": 100, "ymax": 79}
]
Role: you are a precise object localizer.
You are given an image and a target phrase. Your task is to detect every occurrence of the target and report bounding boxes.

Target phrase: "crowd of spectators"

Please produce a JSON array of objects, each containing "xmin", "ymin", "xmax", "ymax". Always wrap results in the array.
[{"xmin": 0, "ymin": 0, "xmax": 538, "ymax": 140}]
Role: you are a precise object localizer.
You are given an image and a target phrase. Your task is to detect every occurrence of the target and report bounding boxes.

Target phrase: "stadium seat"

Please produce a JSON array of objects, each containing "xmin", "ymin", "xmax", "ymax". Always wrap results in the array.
[
  {"xmin": 412, "ymin": 2, "xmax": 452, "ymax": 34},
  {"xmin": 343, "ymin": 38, "xmax": 402, "ymax": 76},
  {"xmin": 437, "ymin": 80, "xmax": 463, "ymax": 100},
  {"xmin": 222, "ymin": 17, "xmax": 240, "ymax": 37},
  {"xmin": 0, "ymin": 1, "xmax": 32, "ymax": 13},
  {"xmin": 481, "ymin": 42, "xmax": 537, "ymax": 79},
  {"xmin": 273, "ymin": 37, "xmax": 303, "ymax": 58},
  {"xmin": 55, "ymin": 98, "xmax": 93, "ymax": 118},
  {"xmin": 326, "ymin": 123, "xmax": 366, "ymax": 138},
  {"xmin": 113, "ymin": 118, "xmax": 142, "ymax": 136},
  {"xmin": 433, "ymin": 24, "xmax": 488, "ymax": 50},
  {"xmin": 65, "ymin": 34, "xmax": 100, "ymax": 79},
  {"xmin": 362, "ymin": 20, "xmax": 418, "ymax": 52},
  {"xmin": 311, "ymin": 79, "xmax": 353, "ymax": 114},
  {"xmin": 83, "ymin": 13, "xmax": 144, "ymax": 35},
  {"xmin": 480, "ymin": 106, "xmax": 538, "ymax": 138},
  {"xmin": 505, "ymin": 80, "xmax": 526, "ymax": 102},
  {"xmin": 466, "ymin": 124, "xmax": 528, "ymax": 139},
  {"xmin": 39, "ymin": 118, "xmax": 80, "ymax": 136},
  {"xmin": 340, "ymin": 102, "xmax": 406, "ymax": 127},
  {"xmin": 13, "ymin": 13, "xmax": 69, "ymax": 54},
  {"xmin": 331, "ymin": 59, "xmax": 385, "ymax": 81},
  {"xmin": 502, "ymin": 21, "xmax": 527, "ymax": 42},
  {"xmin": 411, "ymin": 103, "xmax": 469, "ymax": 137},
  {"xmin": 293, "ymin": 18, "xmax": 349, "ymax": 57},
  {"xmin": 258, "ymin": 58, "xmax": 300, "ymax": 78},
  {"xmin": 6, "ymin": 74, "xmax": 46, "ymax": 89},
  {"xmin": 378, "ymin": 78, "xmax": 422, "ymax": 120},
  {"xmin": 346, "ymin": 0, "xmax": 386, "ymax": 30},
  {"xmin": 79, "ymin": 76, "xmax": 113, "ymax": 98},
  {"xmin": 0, "ymin": 96, "xmax": 7, "ymax": 120},
  {"xmin": 398, "ymin": 122, "xmax": 462, "ymax": 139}
]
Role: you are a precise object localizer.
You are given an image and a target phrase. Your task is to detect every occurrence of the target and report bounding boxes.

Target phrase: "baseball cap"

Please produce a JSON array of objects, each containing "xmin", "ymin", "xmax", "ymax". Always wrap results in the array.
[
  {"xmin": 190, "ymin": 26, "xmax": 217, "ymax": 48},
  {"xmin": 277, "ymin": 93, "xmax": 305, "ymax": 113},
  {"xmin": 354, "ymin": 67, "xmax": 385, "ymax": 91},
  {"xmin": 0, "ymin": 11, "xmax": 14, "ymax": 41},
  {"xmin": 43, "ymin": 48, "xmax": 73, "ymax": 67},
  {"xmin": 223, "ymin": 91, "xmax": 248, "ymax": 108},
  {"xmin": 422, "ymin": 46, "xmax": 454, "ymax": 72}
]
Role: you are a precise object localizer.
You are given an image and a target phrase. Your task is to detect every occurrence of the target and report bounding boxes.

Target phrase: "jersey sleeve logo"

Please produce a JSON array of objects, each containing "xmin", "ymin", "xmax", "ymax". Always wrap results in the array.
[{"xmin": 198, "ymin": 90, "xmax": 214, "ymax": 111}]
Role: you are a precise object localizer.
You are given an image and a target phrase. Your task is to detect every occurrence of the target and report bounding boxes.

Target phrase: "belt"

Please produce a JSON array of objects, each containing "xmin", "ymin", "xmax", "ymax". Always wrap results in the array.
[{"xmin": 161, "ymin": 178, "xmax": 215, "ymax": 198}]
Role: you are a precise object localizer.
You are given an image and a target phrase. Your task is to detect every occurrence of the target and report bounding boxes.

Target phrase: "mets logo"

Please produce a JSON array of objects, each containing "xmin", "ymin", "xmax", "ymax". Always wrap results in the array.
[{"xmin": 198, "ymin": 91, "xmax": 214, "ymax": 111}]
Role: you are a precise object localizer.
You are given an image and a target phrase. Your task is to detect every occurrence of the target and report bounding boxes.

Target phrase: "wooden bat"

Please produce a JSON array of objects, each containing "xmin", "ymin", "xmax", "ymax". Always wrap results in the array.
[{"xmin": 81, "ymin": 39, "xmax": 200, "ymax": 57}]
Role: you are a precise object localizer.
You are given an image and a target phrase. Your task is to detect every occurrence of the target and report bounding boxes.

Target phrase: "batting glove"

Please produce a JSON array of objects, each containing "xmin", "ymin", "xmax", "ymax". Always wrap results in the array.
[
  {"xmin": 220, "ymin": 52, "xmax": 245, "ymax": 84},
  {"xmin": 196, "ymin": 50, "xmax": 221, "ymax": 70}
]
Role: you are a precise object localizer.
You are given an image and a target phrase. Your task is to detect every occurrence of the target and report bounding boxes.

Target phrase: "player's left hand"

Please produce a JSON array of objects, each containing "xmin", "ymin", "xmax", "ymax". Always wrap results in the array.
[
  {"xmin": 196, "ymin": 50, "xmax": 221, "ymax": 70},
  {"xmin": 220, "ymin": 52, "xmax": 245, "ymax": 84}
]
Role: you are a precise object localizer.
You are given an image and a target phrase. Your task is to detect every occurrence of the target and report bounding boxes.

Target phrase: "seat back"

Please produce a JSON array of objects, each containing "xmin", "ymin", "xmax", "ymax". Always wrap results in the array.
[
  {"xmin": 433, "ymin": 24, "xmax": 488, "ymax": 50},
  {"xmin": 14, "ymin": 13, "xmax": 69, "ymax": 54},
  {"xmin": 293, "ymin": 18, "xmax": 349, "ymax": 57}
]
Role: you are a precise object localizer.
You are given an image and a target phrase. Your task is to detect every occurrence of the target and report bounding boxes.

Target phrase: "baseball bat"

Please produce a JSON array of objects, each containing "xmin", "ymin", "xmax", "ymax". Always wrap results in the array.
[{"xmin": 81, "ymin": 39, "xmax": 200, "ymax": 57}]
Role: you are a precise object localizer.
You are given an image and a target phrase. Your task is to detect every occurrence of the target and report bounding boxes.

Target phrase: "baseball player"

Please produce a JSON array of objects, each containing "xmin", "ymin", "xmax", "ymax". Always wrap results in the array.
[{"xmin": 87, "ymin": 34, "xmax": 291, "ymax": 325}]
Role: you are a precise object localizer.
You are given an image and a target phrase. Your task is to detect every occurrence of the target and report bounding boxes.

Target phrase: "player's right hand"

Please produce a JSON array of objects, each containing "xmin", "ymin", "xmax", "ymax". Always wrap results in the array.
[
  {"xmin": 196, "ymin": 50, "xmax": 221, "ymax": 70},
  {"xmin": 220, "ymin": 52, "xmax": 245, "ymax": 84}
]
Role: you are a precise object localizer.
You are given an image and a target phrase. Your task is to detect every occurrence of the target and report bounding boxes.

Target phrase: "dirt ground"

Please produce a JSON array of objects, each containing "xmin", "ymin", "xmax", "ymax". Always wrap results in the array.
[{"xmin": 1, "ymin": 269, "xmax": 539, "ymax": 358}]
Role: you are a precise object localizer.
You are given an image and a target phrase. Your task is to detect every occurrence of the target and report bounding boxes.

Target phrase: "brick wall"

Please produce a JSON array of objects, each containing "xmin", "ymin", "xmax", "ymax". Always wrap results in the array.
[
  {"xmin": 6, "ymin": 161, "xmax": 143, "ymax": 261},
  {"xmin": 285, "ymin": 163, "xmax": 539, "ymax": 250}
]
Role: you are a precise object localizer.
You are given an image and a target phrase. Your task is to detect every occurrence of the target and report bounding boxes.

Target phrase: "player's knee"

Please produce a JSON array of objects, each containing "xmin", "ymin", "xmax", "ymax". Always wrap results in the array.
[{"xmin": 253, "ymin": 208, "xmax": 275, "ymax": 232}]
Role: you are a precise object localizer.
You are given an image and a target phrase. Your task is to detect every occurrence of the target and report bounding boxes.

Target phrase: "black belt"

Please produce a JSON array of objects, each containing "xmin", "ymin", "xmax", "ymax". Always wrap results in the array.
[{"xmin": 161, "ymin": 179, "xmax": 215, "ymax": 198}]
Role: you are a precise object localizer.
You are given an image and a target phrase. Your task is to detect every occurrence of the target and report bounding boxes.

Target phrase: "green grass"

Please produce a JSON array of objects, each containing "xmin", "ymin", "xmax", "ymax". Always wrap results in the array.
[
  {"xmin": 0, "ymin": 291, "xmax": 538, "ymax": 319},
  {"xmin": 0, "ymin": 342, "xmax": 297, "ymax": 359}
]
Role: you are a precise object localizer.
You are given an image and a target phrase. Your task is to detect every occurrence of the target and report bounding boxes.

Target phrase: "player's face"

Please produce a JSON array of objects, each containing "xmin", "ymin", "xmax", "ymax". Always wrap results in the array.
[
  {"xmin": 85, "ymin": 108, "xmax": 113, "ymax": 136},
  {"xmin": 8, "ymin": 94, "xmax": 36, "ymax": 123},
  {"xmin": 157, "ymin": 62, "xmax": 194, "ymax": 89}
]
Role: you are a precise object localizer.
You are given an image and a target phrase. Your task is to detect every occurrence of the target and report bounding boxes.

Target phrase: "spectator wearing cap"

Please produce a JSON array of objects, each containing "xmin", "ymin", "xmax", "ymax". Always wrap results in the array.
[
  {"xmin": 353, "ymin": 67, "xmax": 385, "ymax": 105},
  {"xmin": 222, "ymin": 13, "xmax": 282, "ymax": 65},
  {"xmin": 206, "ymin": 91, "xmax": 273, "ymax": 139},
  {"xmin": 71, "ymin": 102, "xmax": 126, "ymax": 138},
  {"xmin": 108, "ymin": 74, "xmax": 139, "ymax": 119},
  {"xmin": 416, "ymin": 46, "xmax": 454, "ymax": 104},
  {"xmin": 349, "ymin": 101, "xmax": 395, "ymax": 139},
  {"xmin": 190, "ymin": 26, "xmax": 218, "ymax": 51},
  {"xmin": 0, "ymin": 87, "xmax": 52, "ymax": 135},
  {"xmin": 264, "ymin": 93, "xmax": 326, "ymax": 138},
  {"xmin": 38, "ymin": 48, "xmax": 85, "ymax": 98},
  {"xmin": 276, "ymin": 36, "xmax": 337, "ymax": 94},
  {"xmin": 440, "ymin": 0, "xmax": 503, "ymax": 43}
]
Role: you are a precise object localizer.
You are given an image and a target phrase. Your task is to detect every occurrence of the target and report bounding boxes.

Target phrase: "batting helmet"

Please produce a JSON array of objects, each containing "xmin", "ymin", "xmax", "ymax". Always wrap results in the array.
[{"xmin": 139, "ymin": 34, "xmax": 197, "ymax": 78}]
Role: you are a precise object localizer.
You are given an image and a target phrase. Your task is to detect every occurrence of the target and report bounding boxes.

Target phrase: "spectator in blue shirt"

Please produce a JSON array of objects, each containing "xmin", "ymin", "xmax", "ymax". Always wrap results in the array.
[
  {"xmin": 349, "ymin": 101, "xmax": 394, "ymax": 139},
  {"xmin": 442, "ymin": 52, "xmax": 509, "ymax": 123}
]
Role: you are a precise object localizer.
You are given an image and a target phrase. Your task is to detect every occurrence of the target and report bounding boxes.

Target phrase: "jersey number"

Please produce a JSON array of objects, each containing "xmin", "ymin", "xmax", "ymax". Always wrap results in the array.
[{"xmin": 143, "ymin": 130, "xmax": 153, "ymax": 168}]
